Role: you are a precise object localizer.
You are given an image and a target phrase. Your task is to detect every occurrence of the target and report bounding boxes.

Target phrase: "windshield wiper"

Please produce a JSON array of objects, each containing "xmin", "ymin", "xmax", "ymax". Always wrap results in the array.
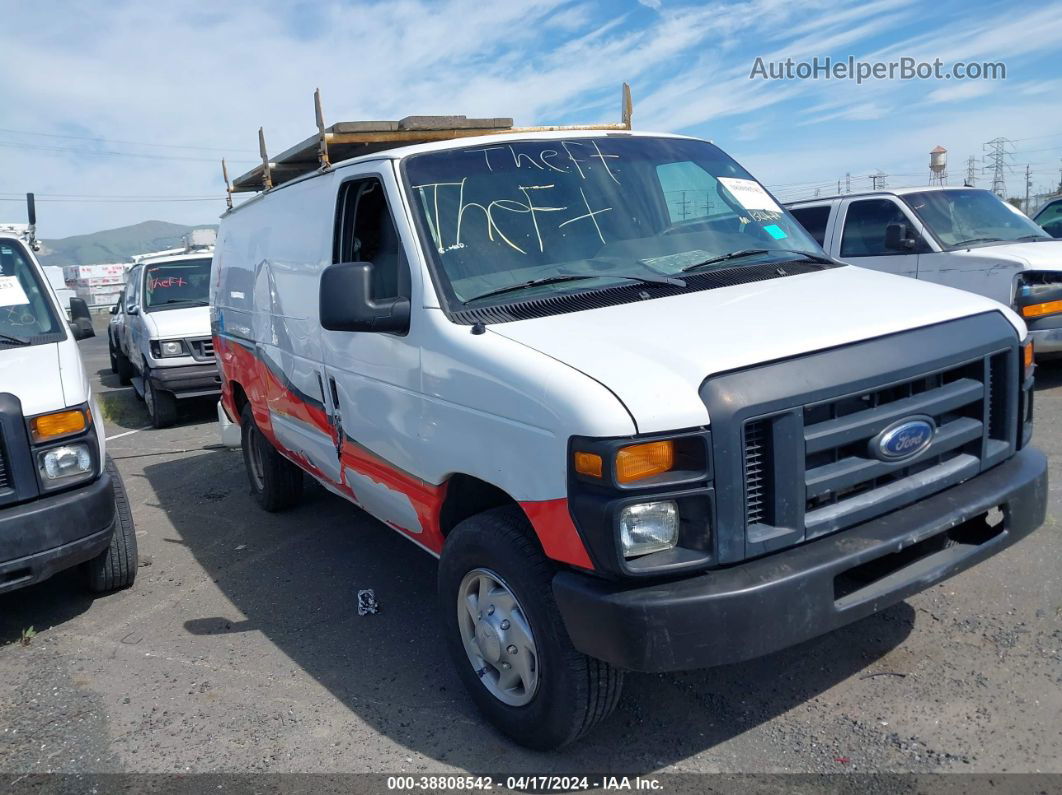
[
  {"xmin": 464, "ymin": 273, "xmax": 685, "ymax": 304},
  {"xmin": 681, "ymin": 248, "xmax": 832, "ymax": 274},
  {"xmin": 1015, "ymin": 234, "xmax": 1052, "ymax": 242},
  {"xmin": 952, "ymin": 237, "xmax": 1001, "ymax": 247},
  {"xmin": 160, "ymin": 299, "xmax": 209, "ymax": 306},
  {"xmin": 0, "ymin": 331, "xmax": 31, "ymax": 346}
]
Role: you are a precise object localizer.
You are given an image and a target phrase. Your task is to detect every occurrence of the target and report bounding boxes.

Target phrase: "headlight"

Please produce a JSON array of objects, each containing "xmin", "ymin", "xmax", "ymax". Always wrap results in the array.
[
  {"xmin": 1017, "ymin": 272, "xmax": 1062, "ymax": 318},
  {"xmin": 37, "ymin": 443, "xmax": 93, "ymax": 483},
  {"xmin": 152, "ymin": 339, "xmax": 187, "ymax": 358},
  {"xmin": 619, "ymin": 500, "xmax": 679, "ymax": 557}
]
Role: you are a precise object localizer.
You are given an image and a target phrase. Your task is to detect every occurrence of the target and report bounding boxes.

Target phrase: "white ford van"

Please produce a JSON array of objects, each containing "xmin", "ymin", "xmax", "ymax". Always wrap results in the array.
[
  {"xmin": 788, "ymin": 187, "xmax": 1062, "ymax": 357},
  {"xmin": 113, "ymin": 232, "xmax": 221, "ymax": 428},
  {"xmin": 212, "ymin": 111, "xmax": 1046, "ymax": 748},
  {"xmin": 0, "ymin": 203, "xmax": 137, "ymax": 595}
]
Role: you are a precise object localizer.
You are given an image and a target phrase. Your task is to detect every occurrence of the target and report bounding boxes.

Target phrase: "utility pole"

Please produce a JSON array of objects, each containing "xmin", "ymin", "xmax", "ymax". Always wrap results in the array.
[
  {"xmin": 965, "ymin": 155, "xmax": 977, "ymax": 187},
  {"xmin": 1025, "ymin": 164, "xmax": 1032, "ymax": 214},
  {"xmin": 982, "ymin": 137, "xmax": 1012, "ymax": 197},
  {"xmin": 837, "ymin": 179, "xmax": 842, "ymax": 194},
  {"xmin": 845, "ymin": 172, "xmax": 851, "ymax": 193},
  {"xmin": 1057, "ymin": 159, "xmax": 1062, "ymax": 193}
]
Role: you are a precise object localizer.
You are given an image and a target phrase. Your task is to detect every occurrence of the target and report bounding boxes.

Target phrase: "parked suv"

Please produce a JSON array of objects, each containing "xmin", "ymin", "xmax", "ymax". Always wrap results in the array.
[
  {"xmin": 0, "ymin": 206, "xmax": 137, "ymax": 595},
  {"xmin": 788, "ymin": 187, "xmax": 1062, "ymax": 357},
  {"xmin": 1033, "ymin": 195, "xmax": 1062, "ymax": 238},
  {"xmin": 113, "ymin": 234, "xmax": 221, "ymax": 427},
  {"xmin": 212, "ymin": 121, "xmax": 1046, "ymax": 748}
]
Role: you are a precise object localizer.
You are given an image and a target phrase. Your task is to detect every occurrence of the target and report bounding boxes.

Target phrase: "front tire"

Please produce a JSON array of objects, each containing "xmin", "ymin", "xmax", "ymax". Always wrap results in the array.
[
  {"xmin": 84, "ymin": 457, "xmax": 138, "ymax": 593},
  {"xmin": 241, "ymin": 403, "xmax": 304, "ymax": 512},
  {"xmin": 145, "ymin": 378, "xmax": 177, "ymax": 428},
  {"xmin": 438, "ymin": 506, "xmax": 623, "ymax": 749},
  {"xmin": 108, "ymin": 336, "xmax": 119, "ymax": 374}
]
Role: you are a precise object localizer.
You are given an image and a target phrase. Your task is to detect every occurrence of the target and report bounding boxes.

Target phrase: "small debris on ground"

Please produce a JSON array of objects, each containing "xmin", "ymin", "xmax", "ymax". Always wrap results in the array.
[{"xmin": 358, "ymin": 589, "xmax": 379, "ymax": 615}]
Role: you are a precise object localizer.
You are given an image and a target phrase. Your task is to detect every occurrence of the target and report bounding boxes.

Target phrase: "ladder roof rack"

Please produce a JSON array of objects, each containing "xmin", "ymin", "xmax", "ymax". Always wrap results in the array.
[{"xmin": 228, "ymin": 84, "xmax": 633, "ymax": 195}]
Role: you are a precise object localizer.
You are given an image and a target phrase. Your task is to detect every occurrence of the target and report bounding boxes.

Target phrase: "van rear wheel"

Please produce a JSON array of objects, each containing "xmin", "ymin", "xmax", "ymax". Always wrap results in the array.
[
  {"xmin": 240, "ymin": 403, "xmax": 304, "ymax": 512},
  {"xmin": 115, "ymin": 350, "xmax": 133, "ymax": 386},
  {"xmin": 438, "ymin": 506, "xmax": 623, "ymax": 749}
]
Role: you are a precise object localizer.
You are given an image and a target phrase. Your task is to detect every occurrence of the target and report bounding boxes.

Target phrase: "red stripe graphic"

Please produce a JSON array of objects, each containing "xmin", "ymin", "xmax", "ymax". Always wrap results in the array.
[{"xmin": 214, "ymin": 334, "xmax": 594, "ymax": 569}]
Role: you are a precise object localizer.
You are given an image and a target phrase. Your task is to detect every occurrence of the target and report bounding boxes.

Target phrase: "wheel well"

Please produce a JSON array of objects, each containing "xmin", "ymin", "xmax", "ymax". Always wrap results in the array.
[
  {"xmin": 439, "ymin": 474, "xmax": 519, "ymax": 536},
  {"xmin": 230, "ymin": 381, "xmax": 249, "ymax": 419}
]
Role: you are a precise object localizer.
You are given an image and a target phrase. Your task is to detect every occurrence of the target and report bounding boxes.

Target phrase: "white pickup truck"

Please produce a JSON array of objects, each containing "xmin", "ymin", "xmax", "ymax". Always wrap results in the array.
[{"xmin": 788, "ymin": 187, "xmax": 1062, "ymax": 357}]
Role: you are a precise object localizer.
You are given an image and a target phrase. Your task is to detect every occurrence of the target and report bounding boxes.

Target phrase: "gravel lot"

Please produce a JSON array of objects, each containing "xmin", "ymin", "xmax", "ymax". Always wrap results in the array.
[{"xmin": 1, "ymin": 317, "xmax": 1060, "ymax": 777}]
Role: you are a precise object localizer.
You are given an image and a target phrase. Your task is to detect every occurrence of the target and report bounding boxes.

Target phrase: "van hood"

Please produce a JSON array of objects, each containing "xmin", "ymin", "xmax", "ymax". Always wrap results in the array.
[
  {"xmin": 0, "ymin": 342, "xmax": 67, "ymax": 416},
  {"xmin": 488, "ymin": 266, "xmax": 1023, "ymax": 433},
  {"xmin": 959, "ymin": 239, "xmax": 1062, "ymax": 270},
  {"xmin": 144, "ymin": 304, "xmax": 210, "ymax": 338}
]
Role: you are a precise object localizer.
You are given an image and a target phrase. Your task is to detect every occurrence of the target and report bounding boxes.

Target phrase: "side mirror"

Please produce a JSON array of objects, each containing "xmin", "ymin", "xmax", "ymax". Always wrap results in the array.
[
  {"xmin": 884, "ymin": 223, "xmax": 916, "ymax": 252},
  {"xmin": 126, "ymin": 303, "xmax": 139, "ymax": 316},
  {"xmin": 320, "ymin": 262, "xmax": 410, "ymax": 333},
  {"xmin": 109, "ymin": 304, "xmax": 119, "ymax": 315},
  {"xmin": 68, "ymin": 298, "xmax": 95, "ymax": 339}
]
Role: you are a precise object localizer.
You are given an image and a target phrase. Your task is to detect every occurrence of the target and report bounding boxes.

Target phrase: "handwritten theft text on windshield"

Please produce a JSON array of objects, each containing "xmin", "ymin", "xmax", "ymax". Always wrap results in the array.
[{"xmin": 411, "ymin": 141, "xmax": 622, "ymax": 255}]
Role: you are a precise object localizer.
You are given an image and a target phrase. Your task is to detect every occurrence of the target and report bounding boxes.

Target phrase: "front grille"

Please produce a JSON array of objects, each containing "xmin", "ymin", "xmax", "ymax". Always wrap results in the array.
[
  {"xmin": 741, "ymin": 349, "xmax": 1016, "ymax": 542},
  {"xmin": 188, "ymin": 337, "xmax": 215, "ymax": 361},
  {"xmin": 0, "ymin": 437, "xmax": 9, "ymax": 492}
]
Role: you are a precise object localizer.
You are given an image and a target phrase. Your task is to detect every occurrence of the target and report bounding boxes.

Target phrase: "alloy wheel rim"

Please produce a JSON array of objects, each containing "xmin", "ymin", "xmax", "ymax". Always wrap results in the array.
[{"xmin": 457, "ymin": 567, "xmax": 539, "ymax": 706}]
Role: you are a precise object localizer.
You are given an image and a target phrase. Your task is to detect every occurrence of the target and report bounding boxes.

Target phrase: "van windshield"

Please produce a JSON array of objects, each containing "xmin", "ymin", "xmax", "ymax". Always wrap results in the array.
[
  {"xmin": 904, "ymin": 189, "xmax": 1050, "ymax": 248},
  {"xmin": 0, "ymin": 238, "xmax": 63, "ymax": 345},
  {"xmin": 403, "ymin": 136, "xmax": 823, "ymax": 307},
  {"xmin": 143, "ymin": 258, "xmax": 212, "ymax": 311}
]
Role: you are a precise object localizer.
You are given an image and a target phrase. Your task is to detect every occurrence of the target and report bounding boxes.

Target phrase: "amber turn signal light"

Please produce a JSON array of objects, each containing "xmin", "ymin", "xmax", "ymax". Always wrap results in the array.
[
  {"xmin": 573, "ymin": 451, "xmax": 603, "ymax": 478},
  {"xmin": 616, "ymin": 440, "xmax": 674, "ymax": 484},
  {"xmin": 1021, "ymin": 299, "xmax": 1062, "ymax": 318},
  {"xmin": 31, "ymin": 407, "xmax": 89, "ymax": 442},
  {"xmin": 1023, "ymin": 339, "xmax": 1034, "ymax": 376}
]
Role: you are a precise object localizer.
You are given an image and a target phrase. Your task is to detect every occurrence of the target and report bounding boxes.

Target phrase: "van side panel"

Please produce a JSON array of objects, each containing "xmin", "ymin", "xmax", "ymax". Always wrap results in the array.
[{"xmin": 213, "ymin": 163, "xmax": 636, "ymax": 569}]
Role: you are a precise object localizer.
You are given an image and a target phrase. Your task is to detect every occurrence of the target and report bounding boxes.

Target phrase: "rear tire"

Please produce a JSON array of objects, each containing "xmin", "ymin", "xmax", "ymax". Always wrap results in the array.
[
  {"xmin": 116, "ymin": 350, "xmax": 133, "ymax": 386},
  {"xmin": 84, "ymin": 457, "xmax": 138, "ymax": 593},
  {"xmin": 145, "ymin": 378, "xmax": 178, "ymax": 429},
  {"xmin": 108, "ymin": 337, "xmax": 118, "ymax": 374},
  {"xmin": 438, "ymin": 506, "xmax": 623, "ymax": 749},
  {"xmin": 241, "ymin": 403, "xmax": 304, "ymax": 512}
]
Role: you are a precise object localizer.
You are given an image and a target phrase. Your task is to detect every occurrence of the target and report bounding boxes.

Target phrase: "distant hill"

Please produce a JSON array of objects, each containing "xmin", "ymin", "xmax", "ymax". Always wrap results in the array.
[{"xmin": 38, "ymin": 220, "xmax": 218, "ymax": 266}]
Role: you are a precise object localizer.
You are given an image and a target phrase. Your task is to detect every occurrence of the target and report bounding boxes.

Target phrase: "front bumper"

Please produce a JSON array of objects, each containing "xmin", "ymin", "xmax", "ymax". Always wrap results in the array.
[
  {"xmin": 0, "ymin": 473, "xmax": 116, "ymax": 594},
  {"xmin": 149, "ymin": 363, "xmax": 221, "ymax": 398},
  {"xmin": 1027, "ymin": 318, "xmax": 1062, "ymax": 355},
  {"xmin": 553, "ymin": 447, "xmax": 1047, "ymax": 673}
]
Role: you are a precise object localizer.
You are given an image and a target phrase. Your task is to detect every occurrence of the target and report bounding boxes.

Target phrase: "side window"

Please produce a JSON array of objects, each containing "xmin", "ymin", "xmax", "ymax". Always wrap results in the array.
[
  {"xmin": 125, "ymin": 268, "xmax": 140, "ymax": 309},
  {"xmin": 1036, "ymin": 200, "xmax": 1062, "ymax": 238},
  {"xmin": 841, "ymin": 199, "xmax": 917, "ymax": 257},
  {"xmin": 789, "ymin": 206, "xmax": 831, "ymax": 246},
  {"xmin": 334, "ymin": 177, "xmax": 409, "ymax": 301}
]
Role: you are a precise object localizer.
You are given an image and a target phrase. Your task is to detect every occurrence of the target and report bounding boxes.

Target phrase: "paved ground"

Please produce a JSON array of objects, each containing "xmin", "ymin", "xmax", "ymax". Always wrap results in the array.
[{"xmin": 0, "ymin": 317, "xmax": 1060, "ymax": 776}]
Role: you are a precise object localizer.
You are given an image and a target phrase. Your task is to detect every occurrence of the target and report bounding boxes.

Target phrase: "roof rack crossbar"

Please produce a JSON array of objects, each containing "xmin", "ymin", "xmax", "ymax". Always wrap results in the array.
[{"xmin": 228, "ymin": 83, "xmax": 634, "ymax": 195}]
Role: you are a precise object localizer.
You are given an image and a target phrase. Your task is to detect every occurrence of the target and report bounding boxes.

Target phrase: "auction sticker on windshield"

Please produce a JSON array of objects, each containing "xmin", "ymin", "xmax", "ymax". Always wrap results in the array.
[
  {"xmin": 718, "ymin": 177, "xmax": 783, "ymax": 213},
  {"xmin": 0, "ymin": 276, "xmax": 30, "ymax": 306}
]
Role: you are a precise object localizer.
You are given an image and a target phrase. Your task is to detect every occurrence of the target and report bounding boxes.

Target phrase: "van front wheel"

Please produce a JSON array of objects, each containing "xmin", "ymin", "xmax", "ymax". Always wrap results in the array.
[
  {"xmin": 240, "ymin": 404, "xmax": 304, "ymax": 512},
  {"xmin": 438, "ymin": 506, "xmax": 623, "ymax": 749}
]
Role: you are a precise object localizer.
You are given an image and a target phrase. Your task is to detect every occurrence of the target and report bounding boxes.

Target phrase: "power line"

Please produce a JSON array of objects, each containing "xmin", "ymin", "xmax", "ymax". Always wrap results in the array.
[
  {"xmin": 0, "ymin": 127, "xmax": 255, "ymax": 154},
  {"xmin": 0, "ymin": 140, "xmax": 256, "ymax": 164}
]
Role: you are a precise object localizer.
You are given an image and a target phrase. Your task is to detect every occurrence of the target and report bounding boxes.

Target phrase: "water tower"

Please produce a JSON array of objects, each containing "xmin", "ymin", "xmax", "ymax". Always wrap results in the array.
[{"xmin": 929, "ymin": 145, "xmax": 948, "ymax": 186}]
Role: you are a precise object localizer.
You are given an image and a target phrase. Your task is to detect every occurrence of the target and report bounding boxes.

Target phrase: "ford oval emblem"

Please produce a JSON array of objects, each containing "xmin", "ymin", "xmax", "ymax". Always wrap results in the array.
[{"xmin": 870, "ymin": 416, "xmax": 936, "ymax": 462}]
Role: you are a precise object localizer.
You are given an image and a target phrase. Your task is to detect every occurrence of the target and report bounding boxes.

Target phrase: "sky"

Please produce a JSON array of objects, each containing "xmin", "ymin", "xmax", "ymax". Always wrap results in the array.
[{"xmin": 2, "ymin": 0, "xmax": 1062, "ymax": 239}]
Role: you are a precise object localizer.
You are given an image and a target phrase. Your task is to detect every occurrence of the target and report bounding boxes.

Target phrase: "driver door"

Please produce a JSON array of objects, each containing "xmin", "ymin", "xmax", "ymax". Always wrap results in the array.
[{"xmin": 319, "ymin": 166, "xmax": 427, "ymax": 534}]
